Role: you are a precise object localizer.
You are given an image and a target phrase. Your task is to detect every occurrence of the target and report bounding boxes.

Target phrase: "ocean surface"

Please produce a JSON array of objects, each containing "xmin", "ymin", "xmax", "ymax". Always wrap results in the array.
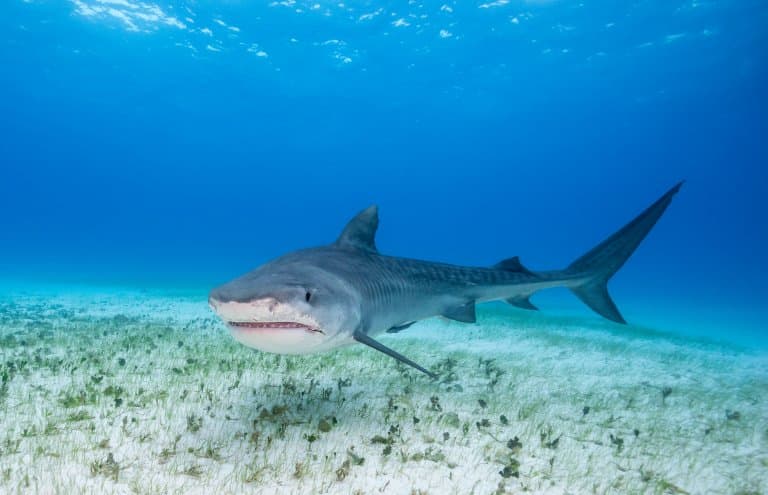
[{"xmin": 1, "ymin": 1, "xmax": 766, "ymax": 494}]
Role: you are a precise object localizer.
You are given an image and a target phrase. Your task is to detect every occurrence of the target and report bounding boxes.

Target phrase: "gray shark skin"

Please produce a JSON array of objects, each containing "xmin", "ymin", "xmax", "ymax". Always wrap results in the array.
[{"xmin": 209, "ymin": 182, "xmax": 683, "ymax": 378}]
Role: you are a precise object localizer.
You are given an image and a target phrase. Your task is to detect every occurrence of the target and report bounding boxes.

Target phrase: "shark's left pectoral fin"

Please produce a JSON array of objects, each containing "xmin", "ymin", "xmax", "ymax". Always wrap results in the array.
[
  {"xmin": 353, "ymin": 331, "xmax": 436, "ymax": 379},
  {"xmin": 386, "ymin": 321, "xmax": 416, "ymax": 333}
]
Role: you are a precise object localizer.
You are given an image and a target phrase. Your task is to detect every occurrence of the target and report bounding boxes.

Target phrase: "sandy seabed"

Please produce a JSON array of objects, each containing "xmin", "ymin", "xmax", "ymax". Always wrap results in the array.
[{"xmin": 0, "ymin": 287, "xmax": 766, "ymax": 495}]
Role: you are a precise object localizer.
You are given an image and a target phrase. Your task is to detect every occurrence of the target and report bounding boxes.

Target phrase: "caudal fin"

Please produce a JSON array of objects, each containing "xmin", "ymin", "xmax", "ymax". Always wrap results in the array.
[{"xmin": 566, "ymin": 182, "xmax": 683, "ymax": 324}]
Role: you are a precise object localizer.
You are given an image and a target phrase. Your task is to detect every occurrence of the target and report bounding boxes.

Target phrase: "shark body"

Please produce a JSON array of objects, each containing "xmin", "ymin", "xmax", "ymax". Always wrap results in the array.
[{"xmin": 209, "ymin": 183, "xmax": 682, "ymax": 377}]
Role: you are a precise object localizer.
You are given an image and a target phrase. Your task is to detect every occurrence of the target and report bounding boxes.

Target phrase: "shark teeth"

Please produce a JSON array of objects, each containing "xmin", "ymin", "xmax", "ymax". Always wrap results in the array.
[{"xmin": 228, "ymin": 321, "xmax": 323, "ymax": 333}]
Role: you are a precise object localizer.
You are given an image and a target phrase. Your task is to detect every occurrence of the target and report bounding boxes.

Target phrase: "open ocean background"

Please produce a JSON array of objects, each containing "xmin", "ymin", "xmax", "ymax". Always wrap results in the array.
[{"xmin": 1, "ymin": 0, "xmax": 766, "ymax": 348}]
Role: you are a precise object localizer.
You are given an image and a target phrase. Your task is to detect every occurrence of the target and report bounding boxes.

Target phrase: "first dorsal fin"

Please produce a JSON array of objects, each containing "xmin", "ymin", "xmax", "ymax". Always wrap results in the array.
[
  {"xmin": 493, "ymin": 256, "xmax": 533, "ymax": 275},
  {"xmin": 336, "ymin": 205, "xmax": 379, "ymax": 252}
]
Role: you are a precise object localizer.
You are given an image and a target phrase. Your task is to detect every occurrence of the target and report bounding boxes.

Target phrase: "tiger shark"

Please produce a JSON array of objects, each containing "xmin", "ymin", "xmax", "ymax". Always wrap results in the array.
[{"xmin": 209, "ymin": 183, "xmax": 682, "ymax": 378}]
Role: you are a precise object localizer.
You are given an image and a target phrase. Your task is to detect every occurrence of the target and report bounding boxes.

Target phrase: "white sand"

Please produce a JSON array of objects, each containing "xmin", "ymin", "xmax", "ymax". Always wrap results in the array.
[{"xmin": 0, "ymin": 287, "xmax": 766, "ymax": 494}]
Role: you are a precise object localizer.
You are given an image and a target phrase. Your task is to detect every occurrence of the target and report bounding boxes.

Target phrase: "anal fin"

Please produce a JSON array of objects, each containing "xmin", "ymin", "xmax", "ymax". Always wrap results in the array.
[{"xmin": 353, "ymin": 331, "xmax": 436, "ymax": 378}]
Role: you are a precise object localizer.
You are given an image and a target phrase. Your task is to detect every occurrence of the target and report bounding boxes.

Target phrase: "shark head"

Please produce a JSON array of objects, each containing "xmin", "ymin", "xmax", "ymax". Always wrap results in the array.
[{"xmin": 208, "ymin": 252, "xmax": 362, "ymax": 355}]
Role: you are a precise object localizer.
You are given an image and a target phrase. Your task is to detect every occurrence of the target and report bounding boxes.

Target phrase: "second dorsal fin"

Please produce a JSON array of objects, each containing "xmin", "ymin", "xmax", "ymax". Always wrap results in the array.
[{"xmin": 493, "ymin": 256, "xmax": 533, "ymax": 274}]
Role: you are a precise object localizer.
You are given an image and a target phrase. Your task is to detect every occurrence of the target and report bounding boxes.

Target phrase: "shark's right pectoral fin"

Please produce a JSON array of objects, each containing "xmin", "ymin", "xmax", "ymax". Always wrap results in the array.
[{"xmin": 353, "ymin": 331, "xmax": 436, "ymax": 379}]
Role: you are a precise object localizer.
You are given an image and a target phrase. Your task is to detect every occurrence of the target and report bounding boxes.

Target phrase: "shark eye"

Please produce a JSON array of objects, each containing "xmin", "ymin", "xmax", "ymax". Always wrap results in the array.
[{"xmin": 305, "ymin": 291, "xmax": 312, "ymax": 303}]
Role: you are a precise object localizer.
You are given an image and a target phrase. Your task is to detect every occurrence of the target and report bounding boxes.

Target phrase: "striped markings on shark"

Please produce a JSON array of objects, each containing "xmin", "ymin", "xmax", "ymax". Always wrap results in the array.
[{"xmin": 209, "ymin": 182, "xmax": 683, "ymax": 378}]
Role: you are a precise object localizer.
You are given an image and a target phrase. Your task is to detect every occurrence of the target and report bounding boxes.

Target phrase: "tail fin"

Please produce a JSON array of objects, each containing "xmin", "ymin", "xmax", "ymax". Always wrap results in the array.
[{"xmin": 566, "ymin": 182, "xmax": 683, "ymax": 324}]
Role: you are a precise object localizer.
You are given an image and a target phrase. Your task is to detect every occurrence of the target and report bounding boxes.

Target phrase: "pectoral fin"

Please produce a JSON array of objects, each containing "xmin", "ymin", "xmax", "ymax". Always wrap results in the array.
[
  {"xmin": 386, "ymin": 321, "xmax": 417, "ymax": 334},
  {"xmin": 353, "ymin": 331, "xmax": 436, "ymax": 378}
]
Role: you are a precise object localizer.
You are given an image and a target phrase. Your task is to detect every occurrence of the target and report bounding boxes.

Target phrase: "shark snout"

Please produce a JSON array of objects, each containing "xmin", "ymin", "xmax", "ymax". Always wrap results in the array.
[
  {"xmin": 209, "ymin": 283, "xmax": 279, "ymax": 309},
  {"xmin": 208, "ymin": 286, "xmax": 240, "ymax": 305},
  {"xmin": 209, "ymin": 294, "xmax": 280, "ymax": 320}
]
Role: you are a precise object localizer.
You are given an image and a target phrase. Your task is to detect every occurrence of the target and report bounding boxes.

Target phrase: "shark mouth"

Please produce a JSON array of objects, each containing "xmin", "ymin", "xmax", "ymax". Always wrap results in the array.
[{"xmin": 227, "ymin": 321, "xmax": 324, "ymax": 334}]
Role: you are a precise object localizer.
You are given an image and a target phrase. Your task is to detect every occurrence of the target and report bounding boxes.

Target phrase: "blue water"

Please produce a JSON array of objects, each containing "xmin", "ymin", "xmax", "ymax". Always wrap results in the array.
[{"xmin": 1, "ymin": 0, "xmax": 766, "ymax": 347}]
